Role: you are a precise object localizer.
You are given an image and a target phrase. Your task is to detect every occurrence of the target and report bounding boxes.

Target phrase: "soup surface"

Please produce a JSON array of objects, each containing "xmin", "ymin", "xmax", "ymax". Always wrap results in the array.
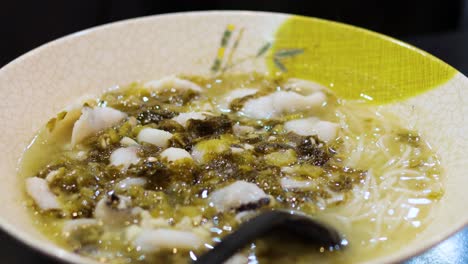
[{"xmin": 20, "ymin": 74, "xmax": 443, "ymax": 263}]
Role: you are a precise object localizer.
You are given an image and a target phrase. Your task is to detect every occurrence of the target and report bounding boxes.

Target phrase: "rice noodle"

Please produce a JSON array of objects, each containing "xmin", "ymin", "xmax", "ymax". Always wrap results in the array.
[{"xmin": 322, "ymin": 103, "xmax": 442, "ymax": 249}]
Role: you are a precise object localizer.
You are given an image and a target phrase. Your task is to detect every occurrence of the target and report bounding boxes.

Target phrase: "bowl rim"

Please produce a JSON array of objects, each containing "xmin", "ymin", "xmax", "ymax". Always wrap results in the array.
[{"xmin": 0, "ymin": 10, "xmax": 466, "ymax": 264}]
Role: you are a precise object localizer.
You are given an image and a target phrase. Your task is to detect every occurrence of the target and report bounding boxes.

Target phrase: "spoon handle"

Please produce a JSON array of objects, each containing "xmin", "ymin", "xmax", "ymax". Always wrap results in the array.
[
  {"xmin": 195, "ymin": 211, "xmax": 282, "ymax": 264},
  {"xmin": 194, "ymin": 211, "xmax": 343, "ymax": 264}
]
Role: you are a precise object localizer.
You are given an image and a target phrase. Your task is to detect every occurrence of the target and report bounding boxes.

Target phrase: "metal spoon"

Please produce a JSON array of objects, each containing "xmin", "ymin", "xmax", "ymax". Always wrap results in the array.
[{"xmin": 194, "ymin": 210, "xmax": 346, "ymax": 263}]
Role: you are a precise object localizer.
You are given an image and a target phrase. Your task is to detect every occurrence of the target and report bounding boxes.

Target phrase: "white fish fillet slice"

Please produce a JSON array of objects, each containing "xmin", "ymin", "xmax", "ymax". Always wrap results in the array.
[
  {"xmin": 283, "ymin": 78, "xmax": 328, "ymax": 94},
  {"xmin": 94, "ymin": 195, "xmax": 132, "ymax": 226},
  {"xmin": 25, "ymin": 177, "xmax": 61, "ymax": 211},
  {"xmin": 133, "ymin": 229, "xmax": 204, "ymax": 252},
  {"xmin": 224, "ymin": 254, "xmax": 249, "ymax": 264},
  {"xmin": 210, "ymin": 181, "xmax": 269, "ymax": 212},
  {"xmin": 116, "ymin": 177, "xmax": 147, "ymax": 190},
  {"xmin": 242, "ymin": 91, "xmax": 326, "ymax": 119},
  {"xmin": 172, "ymin": 112, "xmax": 207, "ymax": 127},
  {"xmin": 219, "ymin": 88, "xmax": 258, "ymax": 110},
  {"xmin": 160, "ymin": 147, "xmax": 192, "ymax": 162},
  {"xmin": 284, "ymin": 117, "xmax": 339, "ymax": 142},
  {"xmin": 71, "ymin": 107, "xmax": 127, "ymax": 146},
  {"xmin": 110, "ymin": 147, "xmax": 140, "ymax": 170},
  {"xmin": 145, "ymin": 76, "xmax": 202, "ymax": 92},
  {"xmin": 137, "ymin": 128, "xmax": 173, "ymax": 147},
  {"xmin": 120, "ymin": 136, "xmax": 139, "ymax": 147},
  {"xmin": 62, "ymin": 218, "xmax": 99, "ymax": 235},
  {"xmin": 280, "ymin": 177, "xmax": 314, "ymax": 190}
]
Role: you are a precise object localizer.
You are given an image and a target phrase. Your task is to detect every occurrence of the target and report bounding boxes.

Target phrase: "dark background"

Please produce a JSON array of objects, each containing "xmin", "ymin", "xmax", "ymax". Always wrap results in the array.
[
  {"xmin": 1, "ymin": 0, "xmax": 468, "ymax": 73},
  {"xmin": 0, "ymin": 1, "xmax": 467, "ymax": 263}
]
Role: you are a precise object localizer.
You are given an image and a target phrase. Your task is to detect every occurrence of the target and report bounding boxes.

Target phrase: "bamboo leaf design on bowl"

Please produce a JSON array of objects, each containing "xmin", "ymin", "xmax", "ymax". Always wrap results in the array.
[
  {"xmin": 256, "ymin": 42, "xmax": 272, "ymax": 57},
  {"xmin": 272, "ymin": 48, "xmax": 305, "ymax": 72},
  {"xmin": 210, "ymin": 25, "xmax": 304, "ymax": 74}
]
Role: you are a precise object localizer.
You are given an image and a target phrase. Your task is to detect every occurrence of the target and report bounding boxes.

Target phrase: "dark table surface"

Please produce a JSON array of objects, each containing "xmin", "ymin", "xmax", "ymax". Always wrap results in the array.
[{"xmin": 0, "ymin": 31, "xmax": 467, "ymax": 264}]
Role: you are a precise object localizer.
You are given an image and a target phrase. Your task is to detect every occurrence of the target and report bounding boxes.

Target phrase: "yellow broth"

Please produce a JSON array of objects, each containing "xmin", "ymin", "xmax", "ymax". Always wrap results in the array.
[{"xmin": 20, "ymin": 74, "xmax": 443, "ymax": 263}]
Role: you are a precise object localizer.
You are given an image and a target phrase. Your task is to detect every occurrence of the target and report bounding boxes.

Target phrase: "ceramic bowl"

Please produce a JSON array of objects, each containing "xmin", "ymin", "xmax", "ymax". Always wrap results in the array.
[{"xmin": 0, "ymin": 11, "xmax": 466, "ymax": 264}]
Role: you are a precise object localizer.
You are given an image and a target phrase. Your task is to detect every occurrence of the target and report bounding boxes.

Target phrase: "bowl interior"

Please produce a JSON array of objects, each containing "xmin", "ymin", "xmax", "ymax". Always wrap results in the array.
[{"xmin": 0, "ymin": 11, "xmax": 466, "ymax": 264}]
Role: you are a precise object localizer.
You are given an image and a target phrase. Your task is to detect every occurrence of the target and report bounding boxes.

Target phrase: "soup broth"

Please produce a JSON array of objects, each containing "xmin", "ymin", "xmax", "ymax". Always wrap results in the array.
[{"xmin": 20, "ymin": 74, "xmax": 443, "ymax": 263}]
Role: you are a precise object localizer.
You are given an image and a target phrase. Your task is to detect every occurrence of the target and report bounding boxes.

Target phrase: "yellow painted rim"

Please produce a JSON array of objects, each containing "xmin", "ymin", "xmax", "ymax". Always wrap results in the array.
[{"xmin": 267, "ymin": 15, "xmax": 457, "ymax": 104}]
